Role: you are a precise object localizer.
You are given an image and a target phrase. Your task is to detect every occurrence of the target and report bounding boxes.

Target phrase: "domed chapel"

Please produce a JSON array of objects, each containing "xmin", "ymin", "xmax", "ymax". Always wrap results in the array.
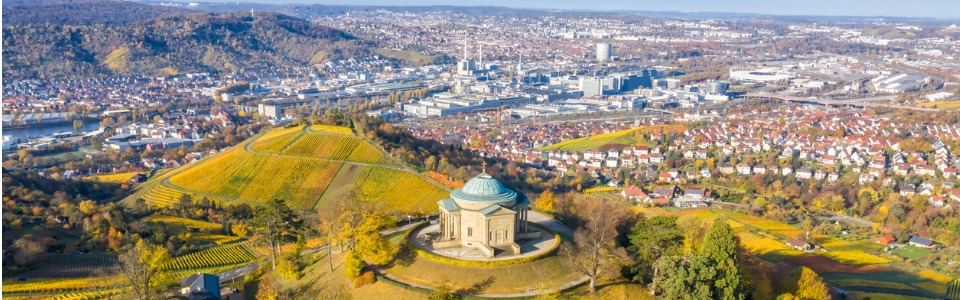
[{"xmin": 432, "ymin": 170, "xmax": 541, "ymax": 258}]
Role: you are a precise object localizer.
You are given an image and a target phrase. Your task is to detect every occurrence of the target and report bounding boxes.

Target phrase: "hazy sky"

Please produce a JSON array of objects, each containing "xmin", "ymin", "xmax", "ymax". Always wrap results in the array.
[{"xmin": 261, "ymin": 0, "xmax": 958, "ymax": 19}]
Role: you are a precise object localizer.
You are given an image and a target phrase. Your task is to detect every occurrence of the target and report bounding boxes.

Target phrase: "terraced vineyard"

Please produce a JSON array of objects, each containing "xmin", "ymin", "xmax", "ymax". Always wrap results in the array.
[
  {"xmin": 162, "ymin": 242, "xmax": 259, "ymax": 271},
  {"xmin": 250, "ymin": 128, "xmax": 303, "ymax": 153},
  {"xmin": 168, "ymin": 149, "xmax": 343, "ymax": 210},
  {"xmin": 352, "ymin": 167, "xmax": 449, "ymax": 213},
  {"xmin": 51, "ymin": 289, "xmax": 122, "ymax": 300},
  {"xmin": 141, "ymin": 183, "xmax": 229, "ymax": 208}
]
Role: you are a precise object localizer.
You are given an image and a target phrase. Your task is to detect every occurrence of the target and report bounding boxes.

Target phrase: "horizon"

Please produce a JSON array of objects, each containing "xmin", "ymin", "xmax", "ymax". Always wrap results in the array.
[{"xmin": 176, "ymin": 0, "xmax": 960, "ymax": 20}]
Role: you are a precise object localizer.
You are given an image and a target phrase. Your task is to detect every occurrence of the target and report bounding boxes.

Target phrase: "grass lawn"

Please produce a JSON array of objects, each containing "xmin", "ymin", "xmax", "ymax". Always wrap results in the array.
[
  {"xmin": 891, "ymin": 245, "xmax": 931, "ymax": 260},
  {"xmin": 383, "ymin": 254, "xmax": 582, "ymax": 295},
  {"xmin": 262, "ymin": 251, "xmax": 426, "ymax": 300}
]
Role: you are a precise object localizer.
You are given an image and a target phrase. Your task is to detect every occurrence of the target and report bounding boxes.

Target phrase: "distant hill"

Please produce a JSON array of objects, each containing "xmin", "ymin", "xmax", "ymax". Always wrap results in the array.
[
  {"xmin": 3, "ymin": 1, "xmax": 190, "ymax": 25},
  {"xmin": 2, "ymin": 2, "xmax": 372, "ymax": 80}
]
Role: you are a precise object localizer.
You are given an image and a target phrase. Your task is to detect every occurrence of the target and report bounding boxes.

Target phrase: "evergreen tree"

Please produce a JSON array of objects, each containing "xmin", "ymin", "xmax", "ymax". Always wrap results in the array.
[
  {"xmin": 699, "ymin": 219, "xmax": 745, "ymax": 300},
  {"xmin": 627, "ymin": 216, "xmax": 684, "ymax": 283},
  {"xmin": 651, "ymin": 254, "xmax": 717, "ymax": 299}
]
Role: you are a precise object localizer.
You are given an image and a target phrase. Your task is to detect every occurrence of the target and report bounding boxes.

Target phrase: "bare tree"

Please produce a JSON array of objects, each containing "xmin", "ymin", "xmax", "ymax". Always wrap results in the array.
[
  {"xmin": 12, "ymin": 237, "xmax": 47, "ymax": 266},
  {"xmin": 560, "ymin": 197, "xmax": 633, "ymax": 293}
]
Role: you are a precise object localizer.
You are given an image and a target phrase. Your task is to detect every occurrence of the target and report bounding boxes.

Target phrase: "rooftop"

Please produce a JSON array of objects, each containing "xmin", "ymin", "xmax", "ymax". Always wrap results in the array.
[{"xmin": 450, "ymin": 173, "xmax": 518, "ymax": 203}]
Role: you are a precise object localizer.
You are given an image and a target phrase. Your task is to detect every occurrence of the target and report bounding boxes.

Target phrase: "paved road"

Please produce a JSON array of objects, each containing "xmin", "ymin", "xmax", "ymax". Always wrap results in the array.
[
  {"xmin": 743, "ymin": 93, "xmax": 935, "ymax": 111},
  {"xmin": 217, "ymin": 263, "xmax": 259, "ymax": 283}
]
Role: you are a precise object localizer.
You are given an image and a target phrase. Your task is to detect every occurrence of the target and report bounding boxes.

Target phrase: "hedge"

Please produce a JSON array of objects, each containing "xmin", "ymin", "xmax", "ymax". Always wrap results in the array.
[{"xmin": 407, "ymin": 222, "xmax": 562, "ymax": 267}]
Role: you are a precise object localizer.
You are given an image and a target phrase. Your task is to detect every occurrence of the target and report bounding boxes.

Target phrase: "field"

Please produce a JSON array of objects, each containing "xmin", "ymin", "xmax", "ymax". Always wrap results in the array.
[
  {"xmin": 127, "ymin": 125, "xmax": 448, "ymax": 214},
  {"xmin": 84, "ymin": 172, "xmax": 141, "ymax": 183},
  {"xmin": 918, "ymin": 100, "xmax": 960, "ymax": 110},
  {"xmin": 891, "ymin": 245, "xmax": 932, "ymax": 260},
  {"xmin": 540, "ymin": 124, "xmax": 687, "ymax": 152}
]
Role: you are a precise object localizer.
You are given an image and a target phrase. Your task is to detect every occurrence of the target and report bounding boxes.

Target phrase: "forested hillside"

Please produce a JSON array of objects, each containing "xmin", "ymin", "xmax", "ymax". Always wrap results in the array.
[
  {"xmin": 3, "ymin": 1, "xmax": 189, "ymax": 25},
  {"xmin": 2, "ymin": 2, "xmax": 372, "ymax": 79}
]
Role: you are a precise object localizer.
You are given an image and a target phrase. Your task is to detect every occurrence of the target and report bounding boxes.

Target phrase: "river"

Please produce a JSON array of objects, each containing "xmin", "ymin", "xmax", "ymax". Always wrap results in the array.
[{"xmin": 4, "ymin": 122, "xmax": 102, "ymax": 140}]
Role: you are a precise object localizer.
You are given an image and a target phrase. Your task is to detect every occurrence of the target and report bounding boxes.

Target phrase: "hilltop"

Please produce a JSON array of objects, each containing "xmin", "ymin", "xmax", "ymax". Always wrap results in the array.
[
  {"xmin": 126, "ymin": 124, "xmax": 448, "ymax": 214},
  {"xmin": 3, "ymin": 1, "xmax": 190, "ymax": 26},
  {"xmin": 2, "ymin": 2, "xmax": 372, "ymax": 79}
]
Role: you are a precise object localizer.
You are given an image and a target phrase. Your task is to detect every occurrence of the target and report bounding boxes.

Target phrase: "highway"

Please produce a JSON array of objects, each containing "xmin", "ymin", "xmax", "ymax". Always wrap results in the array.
[{"xmin": 741, "ymin": 93, "xmax": 937, "ymax": 111}]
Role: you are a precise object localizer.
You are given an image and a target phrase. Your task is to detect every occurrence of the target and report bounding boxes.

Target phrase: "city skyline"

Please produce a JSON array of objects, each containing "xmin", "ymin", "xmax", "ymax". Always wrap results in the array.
[{"xmin": 186, "ymin": 0, "xmax": 960, "ymax": 19}]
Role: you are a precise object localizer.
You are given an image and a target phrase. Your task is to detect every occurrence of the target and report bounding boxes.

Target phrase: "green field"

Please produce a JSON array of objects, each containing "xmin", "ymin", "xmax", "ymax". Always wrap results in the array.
[
  {"xmin": 127, "ymin": 125, "xmax": 447, "ymax": 213},
  {"xmin": 540, "ymin": 125, "xmax": 686, "ymax": 152},
  {"xmin": 891, "ymin": 245, "xmax": 932, "ymax": 260}
]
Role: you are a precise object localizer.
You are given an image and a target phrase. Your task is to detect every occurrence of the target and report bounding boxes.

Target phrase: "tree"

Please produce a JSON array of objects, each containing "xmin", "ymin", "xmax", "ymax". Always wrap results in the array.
[
  {"xmin": 699, "ymin": 219, "xmax": 745, "ymax": 300},
  {"xmin": 231, "ymin": 223, "xmax": 249, "ymax": 237},
  {"xmin": 343, "ymin": 250, "xmax": 366, "ymax": 280},
  {"xmin": 787, "ymin": 267, "xmax": 830, "ymax": 300},
  {"xmin": 73, "ymin": 119, "xmax": 84, "ymax": 133},
  {"xmin": 117, "ymin": 240, "xmax": 172, "ymax": 300},
  {"xmin": 353, "ymin": 210, "xmax": 396, "ymax": 265},
  {"xmin": 253, "ymin": 198, "xmax": 303, "ymax": 269},
  {"xmin": 429, "ymin": 279, "xmax": 461, "ymax": 300},
  {"xmin": 561, "ymin": 197, "xmax": 632, "ymax": 292},
  {"xmin": 651, "ymin": 254, "xmax": 717, "ymax": 299},
  {"xmin": 12, "ymin": 237, "xmax": 47, "ymax": 266},
  {"xmin": 535, "ymin": 188, "xmax": 557, "ymax": 213},
  {"xmin": 628, "ymin": 216, "xmax": 684, "ymax": 283}
]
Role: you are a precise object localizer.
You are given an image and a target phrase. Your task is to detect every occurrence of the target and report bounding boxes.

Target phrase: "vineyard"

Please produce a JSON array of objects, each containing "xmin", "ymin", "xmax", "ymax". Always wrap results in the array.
[
  {"xmin": 2, "ymin": 277, "xmax": 114, "ymax": 294},
  {"xmin": 282, "ymin": 134, "xmax": 366, "ymax": 161},
  {"xmin": 310, "ymin": 124, "xmax": 354, "ymax": 135},
  {"xmin": 352, "ymin": 167, "xmax": 449, "ymax": 214},
  {"xmin": 540, "ymin": 124, "xmax": 687, "ymax": 152},
  {"xmin": 166, "ymin": 146, "xmax": 344, "ymax": 210},
  {"xmin": 85, "ymin": 172, "xmax": 141, "ymax": 183},
  {"xmin": 129, "ymin": 125, "xmax": 450, "ymax": 213},
  {"xmin": 50, "ymin": 289, "xmax": 122, "ymax": 300},
  {"xmin": 916, "ymin": 270, "xmax": 955, "ymax": 284},
  {"xmin": 250, "ymin": 128, "xmax": 303, "ymax": 153},
  {"xmin": 821, "ymin": 250, "xmax": 891, "ymax": 265},
  {"xmin": 140, "ymin": 183, "xmax": 228, "ymax": 208},
  {"xmin": 161, "ymin": 242, "xmax": 259, "ymax": 271},
  {"xmin": 949, "ymin": 279, "xmax": 960, "ymax": 300}
]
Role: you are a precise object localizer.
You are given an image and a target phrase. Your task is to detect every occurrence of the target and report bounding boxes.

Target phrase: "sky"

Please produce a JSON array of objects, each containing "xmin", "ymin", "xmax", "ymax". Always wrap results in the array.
[{"xmin": 253, "ymin": 0, "xmax": 959, "ymax": 19}]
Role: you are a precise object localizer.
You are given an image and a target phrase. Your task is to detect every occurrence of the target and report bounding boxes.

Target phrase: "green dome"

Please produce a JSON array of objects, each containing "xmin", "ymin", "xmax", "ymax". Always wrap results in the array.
[{"xmin": 450, "ymin": 173, "xmax": 518, "ymax": 203}]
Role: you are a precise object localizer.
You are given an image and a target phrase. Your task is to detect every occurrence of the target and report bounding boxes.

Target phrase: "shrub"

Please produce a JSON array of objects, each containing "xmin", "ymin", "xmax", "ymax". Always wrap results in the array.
[
  {"xmin": 353, "ymin": 271, "xmax": 377, "ymax": 287},
  {"xmin": 276, "ymin": 258, "xmax": 302, "ymax": 280},
  {"xmin": 344, "ymin": 251, "xmax": 366, "ymax": 279}
]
